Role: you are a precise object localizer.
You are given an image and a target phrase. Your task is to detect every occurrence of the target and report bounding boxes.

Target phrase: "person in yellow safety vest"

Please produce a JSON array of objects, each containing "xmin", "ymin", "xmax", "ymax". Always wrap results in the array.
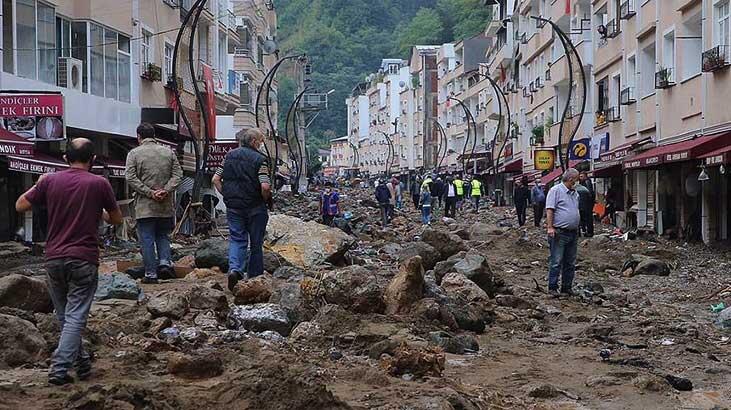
[
  {"xmin": 454, "ymin": 176, "xmax": 464, "ymax": 212},
  {"xmin": 470, "ymin": 177, "xmax": 483, "ymax": 213}
]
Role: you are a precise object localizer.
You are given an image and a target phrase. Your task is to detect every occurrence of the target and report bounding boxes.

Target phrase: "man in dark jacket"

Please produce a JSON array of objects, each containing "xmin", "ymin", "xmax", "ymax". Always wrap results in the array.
[
  {"xmin": 212, "ymin": 128, "xmax": 272, "ymax": 291},
  {"xmin": 410, "ymin": 176, "xmax": 421, "ymax": 210},
  {"xmin": 579, "ymin": 172, "xmax": 595, "ymax": 236},
  {"xmin": 513, "ymin": 179, "xmax": 531, "ymax": 226},
  {"xmin": 576, "ymin": 182, "xmax": 594, "ymax": 237},
  {"xmin": 375, "ymin": 179, "xmax": 392, "ymax": 227}
]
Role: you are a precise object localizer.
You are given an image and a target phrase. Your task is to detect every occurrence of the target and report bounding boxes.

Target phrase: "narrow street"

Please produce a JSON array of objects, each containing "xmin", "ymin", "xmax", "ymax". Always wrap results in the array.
[{"xmin": 1, "ymin": 186, "xmax": 730, "ymax": 409}]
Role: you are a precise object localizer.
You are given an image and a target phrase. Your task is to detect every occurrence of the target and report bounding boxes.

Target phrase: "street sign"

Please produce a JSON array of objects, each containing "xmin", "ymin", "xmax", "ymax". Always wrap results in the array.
[
  {"xmin": 534, "ymin": 149, "xmax": 555, "ymax": 170},
  {"xmin": 569, "ymin": 138, "xmax": 591, "ymax": 160},
  {"xmin": 0, "ymin": 93, "xmax": 65, "ymax": 141}
]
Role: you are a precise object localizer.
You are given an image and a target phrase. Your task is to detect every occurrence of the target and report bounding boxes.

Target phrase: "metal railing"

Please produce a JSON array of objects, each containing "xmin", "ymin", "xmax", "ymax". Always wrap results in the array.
[
  {"xmin": 620, "ymin": 86, "xmax": 636, "ymax": 105},
  {"xmin": 655, "ymin": 67, "xmax": 675, "ymax": 89},
  {"xmin": 620, "ymin": 0, "xmax": 636, "ymax": 20},
  {"xmin": 702, "ymin": 45, "xmax": 730, "ymax": 72}
]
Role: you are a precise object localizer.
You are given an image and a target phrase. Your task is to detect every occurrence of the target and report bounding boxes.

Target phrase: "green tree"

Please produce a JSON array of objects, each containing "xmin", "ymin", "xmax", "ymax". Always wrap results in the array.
[
  {"xmin": 438, "ymin": 0, "xmax": 493, "ymax": 40},
  {"xmin": 394, "ymin": 8, "xmax": 445, "ymax": 56}
]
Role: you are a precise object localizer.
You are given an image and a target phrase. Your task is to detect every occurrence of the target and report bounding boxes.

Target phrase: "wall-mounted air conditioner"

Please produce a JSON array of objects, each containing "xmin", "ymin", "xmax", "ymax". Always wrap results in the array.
[{"xmin": 58, "ymin": 57, "xmax": 83, "ymax": 92}]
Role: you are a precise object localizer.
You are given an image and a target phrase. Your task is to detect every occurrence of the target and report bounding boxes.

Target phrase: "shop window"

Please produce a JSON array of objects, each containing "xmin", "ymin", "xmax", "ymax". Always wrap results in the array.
[
  {"xmin": 2, "ymin": 0, "xmax": 12, "ymax": 73},
  {"xmin": 90, "ymin": 23, "xmax": 104, "ymax": 97},
  {"xmin": 17, "ymin": 0, "xmax": 37, "ymax": 79},
  {"xmin": 71, "ymin": 22, "xmax": 88, "ymax": 92},
  {"xmin": 37, "ymin": 2, "xmax": 56, "ymax": 85}
]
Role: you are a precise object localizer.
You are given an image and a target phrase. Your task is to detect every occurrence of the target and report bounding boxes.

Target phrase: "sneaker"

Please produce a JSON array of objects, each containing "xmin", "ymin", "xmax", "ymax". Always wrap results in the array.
[
  {"xmin": 141, "ymin": 277, "xmax": 159, "ymax": 285},
  {"xmin": 75, "ymin": 362, "xmax": 92, "ymax": 381},
  {"xmin": 48, "ymin": 373, "xmax": 74, "ymax": 386},
  {"xmin": 561, "ymin": 288, "xmax": 575, "ymax": 297},
  {"xmin": 227, "ymin": 271, "xmax": 241, "ymax": 292},
  {"xmin": 548, "ymin": 289, "xmax": 560, "ymax": 298}
]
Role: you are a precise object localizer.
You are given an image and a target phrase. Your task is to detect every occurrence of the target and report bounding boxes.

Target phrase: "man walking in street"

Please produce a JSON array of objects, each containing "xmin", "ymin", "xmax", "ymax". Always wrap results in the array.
[
  {"xmin": 444, "ymin": 176, "xmax": 457, "ymax": 218},
  {"xmin": 576, "ymin": 181, "xmax": 594, "ymax": 237},
  {"xmin": 579, "ymin": 172, "xmax": 595, "ymax": 236},
  {"xmin": 454, "ymin": 174, "xmax": 464, "ymax": 213},
  {"xmin": 319, "ymin": 184, "xmax": 340, "ymax": 226},
  {"xmin": 470, "ymin": 176, "xmax": 484, "ymax": 213},
  {"xmin": 531, "ymin": 180, "xmax": 546, "ymax": 227},
  {"xmin": 375, "ymin": 179, "xmax": 392, "ymax": 228},
  {"xmin": 126, "ymin": 123, "xmax": 183, "ymax": 284},
  {"xmin": 212, "ymin": 128, "xmax": 272, "ymax": 291},
  {"xmin": 410, "ymin": 176, "xmax": 421, "ymax": 210},
  {"xmin": 545, "ymin": 168, "xmax": 581, "ymax": 297},
  {"xmin": 16, "ymin": 138, "xmax": 123, "ymax": 385},
  {"xmin": 513, "ymin": 178, "xmax": 530, "ymax": 227}
]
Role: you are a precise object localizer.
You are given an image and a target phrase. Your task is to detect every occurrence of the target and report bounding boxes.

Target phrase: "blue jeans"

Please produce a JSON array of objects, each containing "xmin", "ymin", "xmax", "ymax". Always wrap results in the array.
[
  {"xmin": 421, "ymin": 206, "xmax": 431, "ymax": 224},
  {"xmin": 137, "ymin": 217, "xmax": 173, "ymax": 279},
  {"xmin": 227, "ymin": 205, "xmax": 269, "ymax": 278},
  {"xmin": 46, "ymin": 258, "xmax": 98, "ymax": 377},
  {"xmin": 548, "ymin": 228, "xmax": 578, "ymax": 291}
]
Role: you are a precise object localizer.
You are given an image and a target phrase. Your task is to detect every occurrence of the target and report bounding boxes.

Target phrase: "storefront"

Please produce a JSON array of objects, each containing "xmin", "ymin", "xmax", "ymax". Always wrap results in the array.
[{"xmin": 699, "ymin": 146, "xmax": 731, "ymax": 243}]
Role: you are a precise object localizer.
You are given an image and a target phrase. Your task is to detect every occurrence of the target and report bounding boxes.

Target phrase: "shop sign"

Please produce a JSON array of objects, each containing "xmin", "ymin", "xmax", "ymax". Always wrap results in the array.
[
  {"xmin": 644, "ymin": 155, "xmax": 661, "ymax": 166},
  {"xmin": 503, "ymin": 142, "xmax": 513, "ymax": 159},
  {"xmin": 569, "ymin": 138, "xmax": 591, "ymax": 160},
  {"xmin": 590, "ymin": 132, "xmax": 609, "ymax": 160},
  {"xmin": 534, "ymin": 149, "xmax": 555, "ymax": 170},
  {"xmin": 600, "ymin": 145, "xmax": 631, "ymax": 162},
  {"xmin": 202, "ymin": 63, "xmax": 217, "ymax": 141},
  {"xmin": 624, "ymin": 159, "xmax": 642, "ymax": 169},
  {"xmin": 207, "ymin": 142, "xmax": 239, "ymax": 170},
  {"xmin": 0, "ymin": 139, "xmax": 33, "ymax": 156},
  {"xmin": 108, "ymin": 166, "xmax": 125, "ymax": 178},
  {"xmin": 706, "ymin": 154, "xmax": 727, "ymax": 166},
  {"xmin": 665, "ymin": 151, "xmax": 689, "ymax": 162},
  {"xmin": 0, "ymin": 94, "xmax": 65, "ymax": 141},
  {"xmin": 8, "ymin": 157, "xmax": 66, "ymax": 174}
]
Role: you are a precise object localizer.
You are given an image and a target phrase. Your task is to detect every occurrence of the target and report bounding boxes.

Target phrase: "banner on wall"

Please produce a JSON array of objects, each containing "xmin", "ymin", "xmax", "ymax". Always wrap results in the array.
[
  {"xmin": 590, "ymin": 132, "xmax": 609, "ymax": 160},
  {"xmin": 534, "ymin": 149, "xmax": 555, "ymax": 170},
  {"xmin": 206, "ymin": 142, "xmax": 239, "ymax": 170},
  {"xmin": 0, "ymin": 94, "xmax": 65, "ymax": 141},
  {"xmin": 569, "ymin": 138, "xmax": 591, "ymax": 160}
]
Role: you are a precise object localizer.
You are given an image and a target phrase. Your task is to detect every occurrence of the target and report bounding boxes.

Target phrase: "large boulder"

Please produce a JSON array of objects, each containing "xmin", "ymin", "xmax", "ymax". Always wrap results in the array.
[
  {"xmin": 399, "ymin": 242, "xmax": 440, "ymax": 270},
  {"xmin": 383, "ymin": 256, "xmax": 425, "ymax": 315},
  {"xmin": 188, "ymin": 286, "xmax": 228, "ymax": 312},
  {"xmin": 0, "ymin": 313, "xmax": 46, "ymax": 368},
  {"xmin": 427, "ymin": 331, "xmax": 479, "ymax": 354},
  {"xmin": 0, "ymin": 274, "xmax": 53, "ymax": 313},
  {"xmin": 167, "ymin": 351, "xmax": 223, "ymax": 379},
  {"xmin": 194, "ymin": 239, "xmax": 229, "ymax": 272},
  {"xmin": 440, "ymin": 272, "xmax": 489, "ymax": 302},
  {"xmin": 266, "ymin": 214, "xmax": 357, "ymax": 268},
  {"xmin": 321, "ymin": 266, "xmax": 386, "ymax": 314},
  {"xmin": 233, "ymin": 275, "xmax": 273, "ymax": 305},
  {"xmin": 147, "ymin": 291, "xmax": 190, "ymax": 319},
  {"xmin": 95, "ymin": 272, "xmax": 142, "ymax": 301},
  {"xmin": 227, "ymin": 303, "xmax": 292, "ymax": 336},
  {"xmin": 468, "ymin": 223, "xmax": 504, "ymax": 241},
  {"xmin": 264, "ymin": 249, "xmax": 292, "ymax": 273},
  {"xmin": 433, "ymin": 251, "xmax": 467, "ymax": 284},
  {"xmin": 269, "ymin": 281, "xmax": 315, "ymax": 323},
  {"xmin": 453, "ymin": 251, "xmax": 497, "ymax": 297},
  {"xmin": 621, "ymin": 254, "xmax": 671, "ymax": 277},
  {"xmin": 420, "ymin": 229, "xmax": 467, "ymax": 260}
]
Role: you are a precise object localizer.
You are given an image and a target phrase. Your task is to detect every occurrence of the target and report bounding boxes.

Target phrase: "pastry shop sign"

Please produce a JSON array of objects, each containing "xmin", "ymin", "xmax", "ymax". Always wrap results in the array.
[{"xmin": 0, "ymin": 94, "xmax": 65, "ymax": 141}]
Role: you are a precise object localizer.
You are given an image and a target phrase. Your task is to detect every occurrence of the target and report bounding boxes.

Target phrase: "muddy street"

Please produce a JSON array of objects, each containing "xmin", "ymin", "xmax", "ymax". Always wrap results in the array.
[{"xmin": 1, "ymin": 186, "xmax": 730, "ymax": 410}]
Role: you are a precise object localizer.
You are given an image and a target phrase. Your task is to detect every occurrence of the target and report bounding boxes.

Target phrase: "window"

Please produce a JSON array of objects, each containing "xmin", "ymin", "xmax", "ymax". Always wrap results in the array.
[
  {"xmin": 640, "ymin": 43, "xmax": 656, "ymax": 97},
  {"xmin": 257, "ymin": 36, "xmax": 264, "ymax": 66},
  {"xmin": 717, "ymin": 1, "xmax": 730, "ymax": 47},
  {"xmin": 3, "ymin": 0, "xmax": 13, "ymax": 73},
  {"xmin": 239, "ymin": 74, "xmax": 252, "ymax": 106},
  {"xmin": 37, "ymin": 3, "xmax": 56, "ymax": 85},
  {"xmin": 164, "ymin": 42, "xmax": 174, "ymax": 81},
  {"xmin": 104, "ymin": 29, "xmax": 118, "ymax": 99},
  {"xmin": 681, "ymin": 13, "xmax": 702, "ymax": 80},
  {"xmin": 56, "ymin": 17, "xmax": 71, "ymax": 58},
  {"xmin": 71, "ymin": 22, "xmax": 88, "ymax": 92},
  {"xmin": 17, "ymin": 0, "xmax": 37, "ymax": 79},
  {"xmin": 596, "ymin": 77, "xmax": 609, "ymax": 112},
  {"xmin": 663, "ymin": 30, "xmax": 676, "ymax": 71},
  {"xmin": 611, "ymin": 74, "xmax": 621, "ymax": 108},
  {"xmin": 90, "ymin": 23, "xmax": 104, "ymax": 97},
  {"xmin": 141, "ymin": 29, "xmax": 152, "ymax": 67},
  {"xmin": 626, "ymin": 55, "xmax": 636, "ymax": 89},
  {"xmin": 218, "ymin": 31, "xmax": 227, "ymax": 71}
]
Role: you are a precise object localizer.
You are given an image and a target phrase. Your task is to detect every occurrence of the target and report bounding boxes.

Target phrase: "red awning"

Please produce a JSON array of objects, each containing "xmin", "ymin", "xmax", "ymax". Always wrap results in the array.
[
  {"xmin": 623, "ymin": 134, "xmax": 731, "ymax": 169},
  {"xmin": 512, "ymin": 170, "xmax": 542, "ymax": 182},
  {"xmin": 591, "ymin": 163, "xmax": 622, "ymax": 178},
  {"xmin": 7, "ymin": 153, "xmax": 68, "ymax": 174},
  {"xmin": 0, "ymin": 128, "xmax": 34, "ymax": 157},
  {"xmin": 598, "ymin": 137, "xmax": 652, "ymax": 163},
  {"xmin": 540, "ymin": 160, "xmax": 582, "ymax": 184},
  {"xmin": 500, "ymin": 157, "xmax": 523, "ymax": 173},
  {"xmin": 700, "ymin": 145, "xmax": 731, "ymax": 166}
]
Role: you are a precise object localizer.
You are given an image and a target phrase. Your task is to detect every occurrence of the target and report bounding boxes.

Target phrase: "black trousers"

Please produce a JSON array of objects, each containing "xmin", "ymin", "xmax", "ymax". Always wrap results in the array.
[
  {"xmin": 533, "ymin": 203, "xmax": 544, "ymax": 227},
  {"xmin": 516, "ymin": 205, "xmax": 527, "ymax": 226},
  {"xmin": 580, "ymin": 210, "xmax": 594, "ymax": 237},
  {"xmin": 412, "ymin": 193, "xmax": 420, "ymax": 210},
  {"xmin": 445, "ymin": 197, "xmax": 457, "ymax": 218}
]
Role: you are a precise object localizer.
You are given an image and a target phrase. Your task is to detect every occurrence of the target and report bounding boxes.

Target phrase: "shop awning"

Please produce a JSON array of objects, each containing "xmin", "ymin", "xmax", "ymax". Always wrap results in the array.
[
  {"xmin": 499, "ymin": 157, "xmax": 523, "ymax": 173},
  {"xmin": 540, "ymin": 160, "xmax": 582, "ymax": 185},
  {"xmin": 7, "ymin": 153, "xmax": 68, "ymax": 174},
  {"xmin": 513, "ymin": 170, "xmax": 542, "ymax": 182},
  {"xmin": 598, "ymin": 137, "xmax": 652, "ymax": 163},
  {"xmin": 623, "ymin": 134, "xmax": 730, "ymax": 169},
  {"xmin": 700, "ymin": 145, "xmax": 731, "ymax": 166},
  {"xmin": 97, "ymin": 159, "xmax": 126, "ymax": 179},
  {"xmin": 591, "ymin": 163, "xmax": 623, "ymax": 178},
  {"xmin": 0, "ymin": 128, "xmax": 34, "ymax": 157}
]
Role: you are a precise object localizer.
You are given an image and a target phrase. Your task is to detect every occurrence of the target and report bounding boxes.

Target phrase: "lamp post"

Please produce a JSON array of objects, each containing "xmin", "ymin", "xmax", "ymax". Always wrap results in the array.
[
  {"xmin": 379, "ymin": 131, "xmax": 395, "ymax": 177},
  {"xmin": 531, "ymin": 15, "xmax": 588, "ymax": 171},
  {"xmin": 284, "ymin": 87, "xmax": 308, "ymax": 193},
  {"xmin": 447, "ymin": 96, "xmax": 478, "ymax": 175},
  {"xmin": 430, "ymin": 119, "xmax": 448, "ymax": 172}
]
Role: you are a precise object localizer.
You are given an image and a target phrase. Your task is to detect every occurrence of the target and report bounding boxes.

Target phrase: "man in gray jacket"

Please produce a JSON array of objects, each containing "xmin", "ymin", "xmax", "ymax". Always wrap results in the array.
[{"xmin": 126, "ymin": 123, "xmax": 183, "ymax": 284}]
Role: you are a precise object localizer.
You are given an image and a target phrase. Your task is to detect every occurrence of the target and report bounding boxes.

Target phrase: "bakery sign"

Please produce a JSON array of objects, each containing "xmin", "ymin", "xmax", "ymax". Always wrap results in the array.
[{"xmin": 0, "ymin": 94, "xmax": 65, "ymax": 141}]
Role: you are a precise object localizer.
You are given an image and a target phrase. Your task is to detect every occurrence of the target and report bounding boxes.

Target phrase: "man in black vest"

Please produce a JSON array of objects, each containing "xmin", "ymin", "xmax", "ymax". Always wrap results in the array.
[{"xmin": 212, "ymin": 128, "xmax": 272, "ymax": 292}]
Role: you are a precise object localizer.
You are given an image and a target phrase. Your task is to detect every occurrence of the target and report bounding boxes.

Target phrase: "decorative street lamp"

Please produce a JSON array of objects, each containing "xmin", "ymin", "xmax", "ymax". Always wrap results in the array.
[{"xmin": 447, "ymin": 96, "xmax": 478, "ymax": 175}]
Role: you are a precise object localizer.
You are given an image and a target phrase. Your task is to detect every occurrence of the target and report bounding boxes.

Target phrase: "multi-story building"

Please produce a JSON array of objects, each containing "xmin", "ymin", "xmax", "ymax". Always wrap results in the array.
[
  {"xmin": 0, "ymin": 0, "xmax": 277, "ymax": 241},
  {"xmin": 327, "ymin": 136, "xmax": 351, "ymax": 176}
]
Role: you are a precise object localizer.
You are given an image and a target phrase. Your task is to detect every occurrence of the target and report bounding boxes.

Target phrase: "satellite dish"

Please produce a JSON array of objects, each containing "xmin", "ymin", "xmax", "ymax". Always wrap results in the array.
[
  {"xmin": 399, "ymin": 80, "xmax": 406, "ymax": 88},
  {"xmin": 262, "ymin": 39, "xmax": 278, "ymax": 54}
]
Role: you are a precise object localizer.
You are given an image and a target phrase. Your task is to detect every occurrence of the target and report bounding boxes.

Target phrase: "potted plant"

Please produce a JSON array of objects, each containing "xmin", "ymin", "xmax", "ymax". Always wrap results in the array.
[{"xmin": 531, "ymin": 125, "xmax": 545, "ymax": 145}]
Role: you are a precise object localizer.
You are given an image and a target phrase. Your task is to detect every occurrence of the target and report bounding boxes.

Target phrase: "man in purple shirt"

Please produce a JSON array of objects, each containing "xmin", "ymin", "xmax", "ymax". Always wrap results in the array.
[{"xmin": 16, "ymin": 138, "xmax": 123, "ymax": 386}]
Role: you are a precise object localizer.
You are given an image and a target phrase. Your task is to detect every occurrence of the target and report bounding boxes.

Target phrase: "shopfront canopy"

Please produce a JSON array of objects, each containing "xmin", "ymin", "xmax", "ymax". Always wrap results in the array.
[
  {"xmin": 7, "ymin": 153, "xmax": 68, "ymax": 174},
  {"xmin": 700, "ymin": 144, "xmax": 731, "ymax": 166},
  {"xmin": 540, "ymin": 160, "xmax": 582, "ymax": 185},
  {"xmin": 622, "ymin": 134, "xmax": 731, "ymax": 170},
  {"xmin": 0, "ymin": 128, "xmax": 34, "ymax": 157},
  {"xmin": 499, "ymin": 157, "xmax": 523, "ymax": 173}
]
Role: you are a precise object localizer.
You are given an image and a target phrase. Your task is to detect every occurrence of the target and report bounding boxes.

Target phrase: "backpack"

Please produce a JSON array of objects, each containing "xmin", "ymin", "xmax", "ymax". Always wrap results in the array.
[{"xmin": 375, "ymin": 185, "xmax": 390, "ymax": 204}]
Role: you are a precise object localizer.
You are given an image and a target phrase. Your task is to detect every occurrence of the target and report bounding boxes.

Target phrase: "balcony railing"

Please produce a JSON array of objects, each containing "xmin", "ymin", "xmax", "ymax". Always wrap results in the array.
[
  {"xmin": 520, "ymin": 33, "xmax": 528, "ymax": 45},
  {"xmin": 655, "ymin": 67, "xmax": 675, "ymax": 89},
  {"xmin": 606, "ymin": 106, "xmax": 621, "ymax": 122},
  {"xmin": 523, "ymin": 87, "xmax": 530, "ymax": 98},
  {"xmin": 620, "ymin": 0, "xmax": 636, "ymax": 20},
  {"xmin": 536, "ymin": 76, "xmax": 543, "ymax": 88},
  {"xmin": 702, "ymin": 45, "xmax": 731, "ymax": 73},
  {"xmin": 234, "ymin": 47, "xmax": 251, "ymax": 56},
  {"xmin": 536, "ymin": 17, "xmax": 547, "ymax": 29},
  {"xmin": 620, "ymin": 86, "xmax": 636, "ymax": 105},
  {"xmin": 545, "ymin": 68, "xmax": 551, "ymax": 81},
  {"xmin": 141, "ymin": 63, "xmax": 162, "ymax": 82},
  {"xmin": 605, "ymin": 19, "xmax": 620, "ymax": 38},
  {"xmin": 529, "ymin": 81, "xmax": 537, "ymax": 93}
]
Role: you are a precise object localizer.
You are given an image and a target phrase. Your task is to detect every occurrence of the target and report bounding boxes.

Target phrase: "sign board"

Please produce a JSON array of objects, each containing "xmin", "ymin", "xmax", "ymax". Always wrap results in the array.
[
  {"xmin": 534, "ymin": 149, "xmax": 555, "ymax": 170},
  {"xmin": 207, "ymin": 142, "xmax": 238, "ymax": 170},
  {"xmin": 0, "ymin": 128, "xmax": 34, "ymax": 156},
  {"xmin": 0, "ymin": 94, "xmax": 65, "ymax": 141},
  {"xmin": 202, "ymin": 64, "xmax": 217, "ymax": 141},
  {"xmin": 590, "ymin": 132, "xmax": 609, "ymax": 160},
  {"xmin": 569, "ymin": 138, "xmax": 591, "ymax": 160},
  {"xmin": 503, "ymin": 142, "xmax": 513, "ymax": 159},
  {"xmin": 8, "ymin": 156, "xmax": 66, "ymax": 174}
]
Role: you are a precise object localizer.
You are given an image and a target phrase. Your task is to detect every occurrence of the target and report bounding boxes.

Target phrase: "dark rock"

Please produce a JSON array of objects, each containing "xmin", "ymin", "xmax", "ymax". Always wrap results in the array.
[
  {"xmin": 432, "ymin": 251, "xmax": 467, "ymax": 284},
  {"xmin": 421, "ymin": 229, "xmax": 467, "ymax": 260},
  {"xmin": 441, "ymin": 272, "xmax": 489, "ymax": 302},
  {"xmin": 321, "ymin": 266, "xmax": 386, "ymax": 314},
  {"xmin": 263, "ymin": 250, "xmax": 292, "ymax": 274},
  {"xmin": 527, "ymin": 384, "xmax": 564, "ymax": 399},
  {"xmin": 95, "ymin": 272, "xmax": 142, "ymax": 301},
  {"xmin": 383, "ymin": 256, "xmax": 424, "ymax": 314},
  {"xmin": 453, "ymin": 251, "xmax": 497, "ymax": 297},
  {"xmin": 496, "ymin": 295, "xmax": 534, "ymax": 310},
  {"xmin": 0, "ymin": 274, "xmax": 53, "ymax": 313},
  {"xmin": 715, "ymin": 307, "xmax": 731, "ymax": 330},
  {"xmin": 0, "ymin": 313, "xmax": 46, "ymax": 367},
  {"xmin": 665, "ymin": 375, "xmax": 693, "ymax": 391},
  {"xmin": 147, "ymin": 291, "xmax": 190, "ymax": 320},
  {"xmin": 469, "ymin": 223, "xmax": 505, "ymax": 241},
  {"xmin": 272, "ymin": 266, "xmax": 306, "ymax": 281},
  {"xmin": 428, "ymin": 331, "xmax": 479, "ymax": 354},
  {"xmin": 227, "ymin": 303, "xmax": 292, "ymax": 336},
  {"xmin": 194, "ymin": 239, "xmax": 229, "ymax": 272},
  {"xmin": 622, "ymin": 254, "xmax": 671, "ymax": 277},
  {"xmin": 399, "ymin": 242, "xmax": 440, "ymax": 270},
  {"xmin": 233, "ymin": 275, "xmax": 272, "ymax": 305},
  {"xmin": 188, "ymin": 286, "xmax": 228, "ymax": 312},
  {"xmin": 270, "ymin": 281, "xmax": 315, "ymax": 323},
  {"xmin": 149, "ymin": 317, "xmax": 172, "ymax": 335},
  {"xmin": 446, "ymin": 304, "xmax": 487, "ymax": 333},
  {"xmin": 167, "ymin": 352, "xmax": 223, "ymax": 379}
]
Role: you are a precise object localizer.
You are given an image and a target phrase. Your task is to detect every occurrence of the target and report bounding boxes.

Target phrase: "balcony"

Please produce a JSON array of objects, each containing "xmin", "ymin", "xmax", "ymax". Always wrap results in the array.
[
  {"xmin": 545, "ymin": 67, "xmax": 551, "ymax": 81},
  {"xmin": 620, "ymin": 0, "xmax": 636, "ymax": 20},
  {"xmin": 141, "ymin": 63, "xmax": 162, "ymax": 82},
  {"xmin": 702, "ymin": 45, "xmax": 731, "ymax": 73},
  {"xmin": 529, "ymin": 81, "xmax": 537, "ymax": 93},
  {"xmin": 535, "ymin": 76, "xmax": 543, "ymax": 88},
  {"xmin": 655, "ymin": 67, "xmax": 675, "ymax": 89},
  {"xmin": 620, "ymin": 86, "xmax": 636, "ymax": 105},
  {"xmin": 605, "ymin": 19, "xmax": 620, "ymax": 39}
]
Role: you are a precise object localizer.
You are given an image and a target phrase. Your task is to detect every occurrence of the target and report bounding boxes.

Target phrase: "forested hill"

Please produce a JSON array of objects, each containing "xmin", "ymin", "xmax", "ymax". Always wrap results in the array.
[{"xmin": 275, "ymin": 0, "xmax": 492, "ymax": 153}]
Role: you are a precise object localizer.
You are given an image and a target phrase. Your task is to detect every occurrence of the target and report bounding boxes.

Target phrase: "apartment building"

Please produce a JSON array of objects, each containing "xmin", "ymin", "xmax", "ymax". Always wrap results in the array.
[
  {"xmin": 326, "ymin": 135, "xmax": 351, "ymax": 177},
  {"xmin": 0, "ymin": 0, "xmax": 276, "ymax": 241}
]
